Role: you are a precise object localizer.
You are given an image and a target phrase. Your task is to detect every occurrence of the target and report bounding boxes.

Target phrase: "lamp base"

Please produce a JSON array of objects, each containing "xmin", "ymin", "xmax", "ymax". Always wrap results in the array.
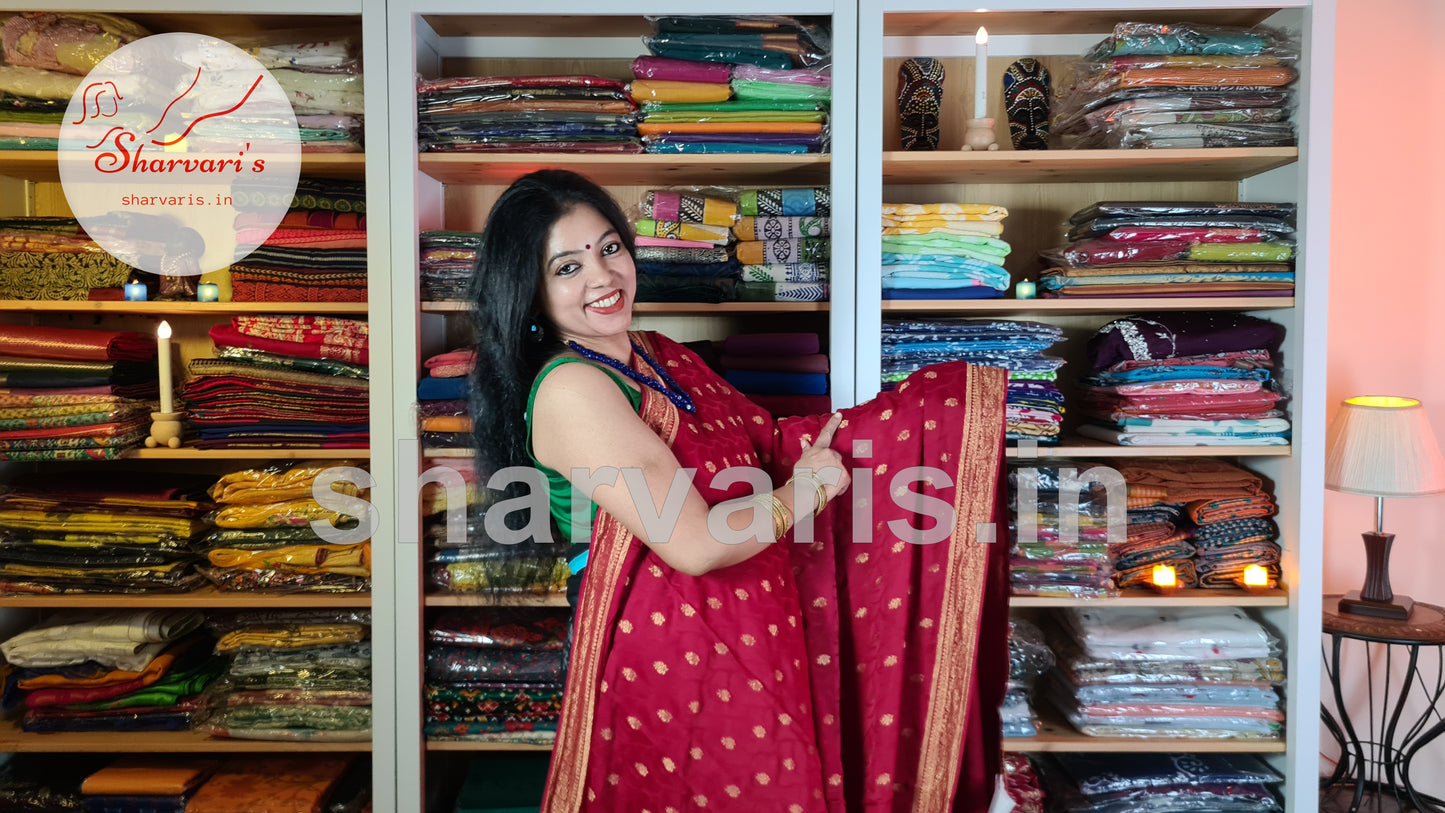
[{"xmin": 1339, "ymin": 590, "xmax": 1414, "ymax": 621}]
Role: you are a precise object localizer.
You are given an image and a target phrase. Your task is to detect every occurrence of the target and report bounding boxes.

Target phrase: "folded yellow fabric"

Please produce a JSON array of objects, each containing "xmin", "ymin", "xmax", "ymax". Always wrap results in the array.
[{"xmin": 628, "ymin": 79, "xmax": 732, "ymax": 103}]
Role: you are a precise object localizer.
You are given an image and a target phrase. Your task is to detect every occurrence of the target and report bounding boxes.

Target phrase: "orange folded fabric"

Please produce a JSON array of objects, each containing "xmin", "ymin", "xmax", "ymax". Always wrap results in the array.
[
  {"xmin": 628, "ymin": 79, "xmax": 732, "ymax": 103},
  {"xmin": 421, "ymin": 416, "xmax": 473, "ymax": 433},
  {"xmin": 185, "ymin": 757, "xmax": 353, "ymax": 813},
  {"xmin": 82, "ymin": 757, "xmax": 222, "ymax": 796}
]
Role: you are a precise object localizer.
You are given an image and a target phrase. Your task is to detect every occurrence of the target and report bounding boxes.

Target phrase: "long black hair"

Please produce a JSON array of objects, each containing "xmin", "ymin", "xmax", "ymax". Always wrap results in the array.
[{"xmin": 468, "ymin": 169, "xmax": 636, "ymax": 478}]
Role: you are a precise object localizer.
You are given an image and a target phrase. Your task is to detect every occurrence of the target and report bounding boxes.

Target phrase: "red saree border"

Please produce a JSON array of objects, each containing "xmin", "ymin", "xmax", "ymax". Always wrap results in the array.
[
  {"xmin": 543, "ymin": 333, "xmax": 680, "ymax": 812},
  {"xmin": 913, "ymin": 364, "xmax": 1008, "ymax": 812}
]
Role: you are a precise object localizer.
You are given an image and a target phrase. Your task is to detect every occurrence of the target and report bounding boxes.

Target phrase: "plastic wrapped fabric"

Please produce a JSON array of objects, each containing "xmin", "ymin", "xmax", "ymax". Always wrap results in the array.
[
  {"xmin": 426, "ymin": 607, "xmax": 570, "ymax": 650},
  {"xmin": 425, "ymin": 646, "xmax": 565, "ymax": 684},
  {"xmin": 0, "ymin": 12, "xmax": 150, "ymax": 75}
]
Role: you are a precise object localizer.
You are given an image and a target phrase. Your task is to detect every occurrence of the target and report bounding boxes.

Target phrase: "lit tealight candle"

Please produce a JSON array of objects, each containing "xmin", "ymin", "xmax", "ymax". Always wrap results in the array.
[
  {"xmin": 1242, "ymin": 564, "xmax": 1269, "ymax": 587},
  {"xmin": 1150, "ymin": 564, "xmax": 1179, "ymax": 594},
  {"xmin": 1015, "ymin": 280, "xmax": 1037, "ymax": 300},
  {"xmin": 124, "ymin": 280, "xmax": 147, "ymax": 301},
  {"xmin": 156, "ymin": 320, "xmax": 174, "ymax": 415},
  {"xmin": 197, "ymin": 283, "xmax": 220, "ymax": 302}
]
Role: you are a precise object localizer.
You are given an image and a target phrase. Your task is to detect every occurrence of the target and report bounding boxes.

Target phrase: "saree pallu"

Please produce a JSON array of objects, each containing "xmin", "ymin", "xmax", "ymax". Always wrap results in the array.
[{"xmin": 544, "ymin": 331, "xmax": 1008, "ymax": 812}]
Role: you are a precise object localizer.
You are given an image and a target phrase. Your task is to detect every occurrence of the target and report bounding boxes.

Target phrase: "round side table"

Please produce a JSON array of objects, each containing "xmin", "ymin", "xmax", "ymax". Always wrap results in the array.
[{"xmin": 1321, "ymin": 595, "xmax": 1445, "ymax": 813}]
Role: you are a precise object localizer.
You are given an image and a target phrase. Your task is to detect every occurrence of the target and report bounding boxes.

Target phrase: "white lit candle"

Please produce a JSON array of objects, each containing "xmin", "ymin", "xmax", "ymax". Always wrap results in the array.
[
  {"xmin": 1242, "ymin": 564, "xmax": 1269, "ymax": 587},
  {"xmin": 157, "ymin": 320, "xmax": 174, "ymax": 414},
  {"xmin": 1151, "ymin": 564, "xmax": 1177, "ymax": 588},
  {"xmin": 974, "ymin": 27, "xmax": 989, "ymax": 119}
]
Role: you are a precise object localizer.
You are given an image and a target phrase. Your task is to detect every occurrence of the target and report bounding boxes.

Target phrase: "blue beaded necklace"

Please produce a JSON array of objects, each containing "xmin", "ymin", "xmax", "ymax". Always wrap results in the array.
[{"xmin": 567, "ymin": 340, "xmax": 697, "ymax": 415}]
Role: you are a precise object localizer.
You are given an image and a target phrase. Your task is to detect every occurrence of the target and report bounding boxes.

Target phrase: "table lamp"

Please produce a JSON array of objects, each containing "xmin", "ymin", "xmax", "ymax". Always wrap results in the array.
[{"xmin": 1325, "ymin": 396, "xmax": 1445, "ymax": 619}]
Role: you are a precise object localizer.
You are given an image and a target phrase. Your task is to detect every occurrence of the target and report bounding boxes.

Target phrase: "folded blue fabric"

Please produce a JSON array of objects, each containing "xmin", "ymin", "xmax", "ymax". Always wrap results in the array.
[
  {"xmin": 418, "ymin": 376, "xmax": 468, "ymax": 400},
  {"xmin": 724, "ymin": 370, "xmax": 828, "ymax": 395}
]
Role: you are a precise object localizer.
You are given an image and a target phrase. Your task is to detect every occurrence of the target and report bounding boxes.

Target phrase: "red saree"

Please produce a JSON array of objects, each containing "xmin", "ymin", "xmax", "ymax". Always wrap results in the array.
[{"xmin": 543, "ymin": 331, "xmax": 1009, "ymax": 812}]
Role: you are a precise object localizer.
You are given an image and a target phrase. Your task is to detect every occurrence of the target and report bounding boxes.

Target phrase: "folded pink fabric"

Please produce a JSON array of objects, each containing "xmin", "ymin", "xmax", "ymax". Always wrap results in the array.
[
  {"xmin": 722, "ymin": 333, "xmax": 820, "ymax": 356},
  {"xmin": 634, "ymin": 236, "xmax": 715, "ymax": 249},
  {"xmin": 632, "ymin": 55, "xmax": 731, "ymax": 84},
  {"xmin": 721, "ymin": 353, "xmax": 829, "ymax": 374}
]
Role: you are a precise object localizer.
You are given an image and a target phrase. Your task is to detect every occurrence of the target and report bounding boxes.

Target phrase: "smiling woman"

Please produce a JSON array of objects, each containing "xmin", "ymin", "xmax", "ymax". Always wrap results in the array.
[{"xmin": 468, "ymin": 169, "xmax": 1011, "ymax": 813}]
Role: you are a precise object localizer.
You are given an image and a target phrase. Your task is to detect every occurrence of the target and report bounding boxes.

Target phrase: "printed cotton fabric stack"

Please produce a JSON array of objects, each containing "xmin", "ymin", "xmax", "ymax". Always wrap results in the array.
[
  {"xmin": 0, "ymin": 217, "xmax": 135, "ymax": 300},
  {"xmin": 420, "ymin": 230, "xmax": 482, "ymax": 302},
  {"xmin": 419, "ymin": 348, "xmax": 474, "ymax": 454},
  {"xmin": 424, "ymin": 608, "xmax": 569, "ymax": 743},
  {"xmin": 182, "ymin": 315, "xmax": 369, "ymax": 449},
  {"xmin": 734, "ymin": 187, "xmax": 830, "ymax": 302},
  {"xmin": 719, "ymin": 332, "xmax": 829, "ymax": 416},
  {"xmin": 1110, "ymin": 458, "xmax": 1272, "ymax": 590},
  {"xmin": 184, "ymin": 757, "xmax": 358, "ymax": 813},
  {"xmin": 882, "ymin": 319, "xmax": 1065, "ymax": 444},
  {"xmin": 1077, "ymin": 312, "xmax": 1289, "ymax": 446},
  {"xmin": 0, "ymin": 610, "xmax": 221, "ymax": 733},
  {"xmin": 79, "ymin": 756, "xmax": 221, "ymax": 813},
  {"xmin": 1008, "ymin": 464, "xmax": 1119, "ymax": 598},
  {"xmin": 1002, "ymin": 620, "xmax": 1055, "ymax": 737},
  {"xmin": 231, "ymin": 179, "xmax": 369, "ymax": 302},
  {"xmin": 633, "ymin": 189, "xmax": 743, "ymax": 303},
  {"xmin": 881, "ymin": 203, "xmax": 1011, "ymax": 299},
  {"xmin": 207, "ymin": 610, "xmax": 372, "ymax": 742},
  {"xmin": 0, "ymin": 471, "xmax": 212, "ymax": 594},
  {"xmin": 196, "ymin": 460, "xmax": 371, "ymax": 593},
  {"xmin": 0, "ymin": 323, "xmax": 158, "ymax": 461},
  {"xmin": 1044, "ymin": 606, "xmax": 1286, "ymax": 741},
  {"xmin": 1052, "ymin": 21, "xmax": 1300, "ymax": 149},
  {"xmin": 0, "ymin": 12, "xmax": 148, "ymax": 150},
  {"xmin": 1035, "ymin": 753, "xmax": 1284, "ymax": 812},
  {"xmin": 246, "ymin": 39, "xmax": 364, "ymax": 152},
  {"xmin": 1039, "ymin": 201, "xmax": 1297, "ymax": 298},
  {"xmin": 417, "ymin": 75, "xmax": 640, "ymax": 153},
  {"xmin": 632, "ymin": 16, "xmax": 832, "ymax": 155}
]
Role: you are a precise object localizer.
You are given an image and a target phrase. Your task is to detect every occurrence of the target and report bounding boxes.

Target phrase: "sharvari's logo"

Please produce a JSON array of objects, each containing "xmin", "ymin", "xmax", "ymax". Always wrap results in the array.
[{"xmin": 59, "ymin": 33, "xmax": 301, "ymax": 277}]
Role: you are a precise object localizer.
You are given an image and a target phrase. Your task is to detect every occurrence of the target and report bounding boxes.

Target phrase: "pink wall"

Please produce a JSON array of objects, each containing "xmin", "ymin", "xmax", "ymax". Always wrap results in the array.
[{"xmin": 1326, "ymin": 0, "xmax": 1445, "ymax": 792}]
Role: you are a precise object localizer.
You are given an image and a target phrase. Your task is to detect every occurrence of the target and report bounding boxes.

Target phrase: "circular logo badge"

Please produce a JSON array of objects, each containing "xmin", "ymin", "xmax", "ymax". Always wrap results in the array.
[{"xmin": 58, "ymin": 32, "xmax": 301, "ymax": 277}]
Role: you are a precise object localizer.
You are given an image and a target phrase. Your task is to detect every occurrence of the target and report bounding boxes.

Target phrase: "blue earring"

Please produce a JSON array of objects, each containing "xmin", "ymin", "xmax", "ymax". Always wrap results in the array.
[{"xmin": 528, "ymin": 321, "xmax": 544, "ymax": 343}]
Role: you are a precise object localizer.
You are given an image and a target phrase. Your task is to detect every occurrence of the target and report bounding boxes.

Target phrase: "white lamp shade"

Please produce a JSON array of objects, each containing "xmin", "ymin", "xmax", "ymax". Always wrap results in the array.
[{"xmin": 1325, "ymin": 396, "xmax": 1445, "ymax": 497}]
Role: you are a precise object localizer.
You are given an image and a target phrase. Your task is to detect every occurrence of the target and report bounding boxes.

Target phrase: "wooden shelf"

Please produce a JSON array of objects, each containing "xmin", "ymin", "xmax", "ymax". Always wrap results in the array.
[
  {"xmin": 0, "ymin": 722, "xmax": 372, "ymax": 753},
  {"xmin": 417, "ymin": 154, "xmax": 830, "ymax": 188},
  {"xmin": 0, "ymin": 152, "xmax": 364, "ymax": 184},
  {"xmin": 884, "ymin": 9, "xmax": 1280, "ymax": 37},
  {"xmin": 882, "ymin": 297, "xmax": 1293, "ymax": 314},
  {"xmin": 1011, "ymin": 588, "xmax": 1288, "ymax": 608},
  {"xmin": 0, "ymin": 301, "xmax": 368, "ymax": 315},
  {"xmin": 121, "ymin": 448, "xmax": 369, "ymax": 460},
  {"xmin": 881, "ymin": 148, "xmax": 1297, "ymax": 185},
  {"xmin": 0, "ymin": 587, "xmax": 371, "ymax": 608},
  {"xmin": 427, "ymin": 740, "xmax": 554, "ymax": 752},
  {"xmin": 1005, "ymin": 440, "xmax": 1290, "ymax": 459},
  {"xmin": 422, "ymin": 301, "xmax": 829, "ymax": 314},
  {"xmin": 425, "ymin": 593, "xmax": 568, "ymax": 607}
]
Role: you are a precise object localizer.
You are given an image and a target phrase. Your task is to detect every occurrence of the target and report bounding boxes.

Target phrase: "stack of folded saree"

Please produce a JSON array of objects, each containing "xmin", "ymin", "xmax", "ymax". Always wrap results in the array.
[
  {"xmin": 1001, "ymin": 619, "xmax": 1054, "ymax": 737},
  {"xmin": 1035, "ymin": 753, "xmax": 1284, "ymax": 812},
  {"xmin": 719, "ymin": 331, "xmax": 829, "ymax": 416},
  {"xmin": 1110, "ymin": 458, "xmax": 1273, "ymax": 590},
  {"xmin": 1044, "ymin": 607, "xmax": 1286, "ymax": 740},
  {"xmin": 184, "ymin": 756, "xmax": 358, "ymax": 813},
  {"xmin": 246, "ymin": 39, "xmax": 364, "ymax": 153},
  {"xmin": 881, "ymin": 203, "xmax": 1011, "ymax": 299},
  {"xmin": 420, "ymin": 230, "xmax": 482, "ymax": 302},
  {"xmin": 197, "ymin": 460, "xmax": 371, "ymax": 593},
  {"xmin": 424, "ymin": 458, "xmax": 569, "ymax": 596},
  {"xmin": 1008, "ymin": 464, "xmax": 1118, "ymax": 598},
  {"xmin": 207, "ymin": 610, "xmax": 372, "ymax": 742},
  {"xmin": 417, "ymin": 74, "xmax": 640, "ymax": 153},
  {"xmin": 632, "ymin": 189, "xmax": 742, "ymax": 303},
  {"xmin": 0, "ymin": 217, "xmax": 136, "ymax": 300},
  {"xmin": 182, "ymin": 315, "xmax": 369, "ymax": 449},
  {"xmin": 1, "ymin": 610, "xmax": 222, "ymax": 733},
  {"xmin": 1039, "ymin": 201, "xmax": 1296, "ymax": 298},
  {"xmin": 0, "ymin": 11, "xmax": 148, "ymax": 150},
  {"xmin": 733, "ymin": 186, "xmax": 830, "ymax": 302},
  {"xmin": 882, "ymin": 318, "xmax": 1065, "ymax": 444},
  {"xmin": 419, "ymin": 348, "xmax": 475, "ymax": 454},
  {"xmin": 231, "ymin": 179, "xmax": 369, "ymax": 302},
  {"xmin": 424, "ymin": 608, "xmax": 569, "ymax": 743},
  {"xmin": 1003, "ymin": 755, "xmax": 1046, "ymax": 813},
  {"xmin": 0, "ymin": 755, "xmax": 111, "ymax": 811},
  {"xmin": 0, "ymin": 323, "xmax": 158, "ymax": 461},
  {"xmin": 0, "ymin": 471, "xmax": 213, "ymax": 594},
  {"xmin": 1052, "ymin": 21, "xmax": 1299, "ymax": 149},
  {"xmin": 631, "ymin": 15, "xmax": 832, "ymax": 156},
  {"xmin": 79, "ymin": 757, "xmax": 222, "ymax": 813},
  {"xmin": 1078, "ymin": 312, "xmax": 1289, "ymax": 446}
]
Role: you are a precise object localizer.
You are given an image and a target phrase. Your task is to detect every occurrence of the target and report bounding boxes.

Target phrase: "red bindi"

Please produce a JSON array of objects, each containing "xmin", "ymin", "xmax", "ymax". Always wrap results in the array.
[{"xmin": 584, "ymin": 243, "xmax": 591, "ymax": 250}]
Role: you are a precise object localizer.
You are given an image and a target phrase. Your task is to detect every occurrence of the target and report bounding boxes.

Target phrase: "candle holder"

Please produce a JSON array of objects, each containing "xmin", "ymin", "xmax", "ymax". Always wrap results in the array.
[
  {"xmin": 146, "ymin": 410, "xmax": 185, "ymax": 449},
  {"xmin": 1149, "ymin": 580, "xmax": 1183, "ymax": 597},
  {"xmin": 1234, "ymin": 576, "xmax": 1279, "ymax": 596},
  {"xmin": 961, "ymin": 117, "xmax": 999, "ymax": 151}
]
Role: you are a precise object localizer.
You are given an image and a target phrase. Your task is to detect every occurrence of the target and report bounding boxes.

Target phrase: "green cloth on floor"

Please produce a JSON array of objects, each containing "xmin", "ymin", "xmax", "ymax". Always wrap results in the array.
[{"xmin": 454, "ymin": 753, "xmax": 551, "ymax": 813}]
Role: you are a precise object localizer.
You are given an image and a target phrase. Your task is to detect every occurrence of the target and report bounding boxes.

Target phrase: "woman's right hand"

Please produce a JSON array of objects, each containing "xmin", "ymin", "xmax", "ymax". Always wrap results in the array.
[{"xmin": 793, "ymin": 412, "xmax": 850, "ymax": 506}]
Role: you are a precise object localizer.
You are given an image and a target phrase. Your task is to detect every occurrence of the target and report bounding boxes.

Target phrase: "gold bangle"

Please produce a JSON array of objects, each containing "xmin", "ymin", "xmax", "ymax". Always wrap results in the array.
[
  {"xmin": 787, "ymin": 471, "xmax": 829, "ymax": 517},
  {"xmin": 753, "ymin": 492, "xmax": 793, "ymax": 541}
]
